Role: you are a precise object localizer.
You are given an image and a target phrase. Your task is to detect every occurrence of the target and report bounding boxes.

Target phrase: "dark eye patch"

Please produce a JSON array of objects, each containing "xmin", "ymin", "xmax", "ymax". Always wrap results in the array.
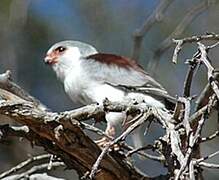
[{"xmin": 55, "ymin": 46, "xmax": 66, "ymax": 53}]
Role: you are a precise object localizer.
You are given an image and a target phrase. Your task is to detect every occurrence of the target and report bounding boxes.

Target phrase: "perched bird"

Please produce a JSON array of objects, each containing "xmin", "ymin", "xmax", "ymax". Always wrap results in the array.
[{"xmin": 44, "ymin": 40, "xmax": 175, "ymax": 146}]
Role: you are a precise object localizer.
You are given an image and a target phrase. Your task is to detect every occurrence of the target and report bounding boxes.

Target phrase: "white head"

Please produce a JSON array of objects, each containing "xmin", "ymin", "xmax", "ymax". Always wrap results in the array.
[{"xmin": 44, "ymin": 40, "xmax": 98, "ymax": 80}]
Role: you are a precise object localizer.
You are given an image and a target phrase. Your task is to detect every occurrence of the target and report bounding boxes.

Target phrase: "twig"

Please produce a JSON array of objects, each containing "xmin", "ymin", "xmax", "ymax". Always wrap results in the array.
[
  {"xmin": 126, "ymin": 144, "xmax": 154, "ymax": 157},
  {"xmin": 5, "ymin": 173, "xmax": 65, "ymax": 180},
  {"xmin": 175, "ymin": 112, "xmax": 208, "ymax": 180},
  {"xmin": 12, "ymin": 162, "xmax": 65, "ymax": 180},
  {"xmin": 82, "ymin": 122, "xmax": 113, "ymax": 140},
  {"xmin": 151, "ymin": 1, "xmax": 218, "ymax": 70},
  {"xmin": 201, "ymin": 131, "xmax": 219, "ymax": 142},
  {"xmin": 172, "ymin": 33, "xmax": 219, "ymax": 65},
  {"xmin": 0, "ymin": 100, "xmax": 149, "ymax": 180},
  {"xmin": 197, "ymin": 42, "xmax": 219, "ymax": 99},
  {"xmin": 82, "ymin": 122, "xmax": 164, "ymax": 162},
  {"xmin": 190, "ymin": 96, "xmax": 216, "ymax": 124},
  {"xmin": 0, "ymin": 154, "xmax": 51, "ymax": 179},
  {"xmin": 207, "ymin": 41, "xmax": 219, "ymax": 49},
  {"xmin": 0, "ymin": 70, "xmax": 46, "ymax": 110},
  {"xmin": 122, "ymin": 143, "xmax": 165, "ymax": 162},
  {"xmin": 183, "ymin": 56, "xmax": 200, "ymax": 97},
  {"xmin": 89, "ymin": 145, "xmax": 109, "ymax": 179},
  {"xmin": 196, "ymin": 150, "xmax": 219, "ymax": 164},
  {"xmin": 89, "ymin": 110, "xmax": 152, "ymax": 179},
  {"xmin": 196, "ymin": 72, "xmax": 219, "ymax": 110},
  {"xmin": 178, "ymin": 97, "xmax": 191, "ymax": 135},
  {"xmin": 131, "ymin": 0, "xmax": 174, "ymax": 60},
  {"xmin": 189, "ymin": 161, "xmax": 195, "ymax": 180},
  {"xmin": 0, "ymin": 124, "xmax": 29, "ymax": 141},
  {"xmin": 172, "ymin": 40, "xmax": 183, "ymax": 64},
  {"xmin": 198, "ymin": 162, "xmax": 219, "ymax": 169},
  {"xmin": 175, "ymin": 33, "xmax": 219, "ymax": 44}
]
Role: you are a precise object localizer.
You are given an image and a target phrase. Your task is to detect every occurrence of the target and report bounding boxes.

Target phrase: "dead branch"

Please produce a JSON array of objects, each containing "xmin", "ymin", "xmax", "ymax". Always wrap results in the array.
[
  {"xmin": 0, "ymin": 100, "xmax": 149, "ymax": 180},
  {"xmin": 0, "ymin": 70, "xmax": 46, "ymax": 110},
  {"xmin": 131, "ymin": 0, "xmax": 174, "ymax": 60},
  {"xmin": 4, "ymin": 173, "xmax": 65, "ymax": 180},
  {"xmin": 150, "ymin": 1, "xmax": 218, "ymax": 70},
  {"xmin": 11, "ymin": 162, "xmax": 65, "ymax": 180},
  {"xmin": 201, "ymin": 130, "xmax": 219, "ymax": 143},
  {"xmin": 0, "ymin": 154, "xmax": 51, "ymax": 179},
  {"xmin": 172, "ymin": 33, "xmax": 219, "ymax": 64},
  {"xmin": 197, "ymin": 42, "xmax": 219, "ymax": 99},
  {"xmin": 1, "ymin": 32, "xmax": 219, "ymax": 179}
]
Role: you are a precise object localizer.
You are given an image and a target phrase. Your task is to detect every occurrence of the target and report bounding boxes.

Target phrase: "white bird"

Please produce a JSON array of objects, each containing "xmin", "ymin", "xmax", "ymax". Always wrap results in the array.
[{"xmin": 44, "ymin": 40, "xmax": 175, "ymax": 146}]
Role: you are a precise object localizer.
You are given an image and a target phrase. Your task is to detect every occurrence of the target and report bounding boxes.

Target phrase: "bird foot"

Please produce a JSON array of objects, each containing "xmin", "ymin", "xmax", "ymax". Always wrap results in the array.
[
  {"xmin": 95, "ymin": 138, "xmax": 120, "ymax": 151},
  {"xmin": 95, "ymin": 137, "xmax": 110, "ymax": 147}
]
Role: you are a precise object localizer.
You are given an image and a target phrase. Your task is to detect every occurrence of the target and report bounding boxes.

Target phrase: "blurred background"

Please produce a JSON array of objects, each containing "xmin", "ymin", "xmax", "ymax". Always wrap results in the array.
[{"xmin": 0, "ymin": 0, "xmax": 218, "ymax": 179}]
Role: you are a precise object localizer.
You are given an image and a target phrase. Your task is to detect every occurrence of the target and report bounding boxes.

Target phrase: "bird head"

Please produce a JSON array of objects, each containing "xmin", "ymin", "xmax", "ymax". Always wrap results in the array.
[
  {"xmin": 44, "ymin": 40, "xmax": 98, "ymax": 80},
  {"xmin": 44, "ymin": 40, "xmax": 98, "ymax": 66}
]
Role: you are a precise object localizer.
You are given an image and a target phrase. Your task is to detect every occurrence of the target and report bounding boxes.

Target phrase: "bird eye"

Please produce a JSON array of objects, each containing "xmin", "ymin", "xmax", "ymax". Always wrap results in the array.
[{"xmin": 55, "ymin": 46, "xmax": 66, "ymax": 53}]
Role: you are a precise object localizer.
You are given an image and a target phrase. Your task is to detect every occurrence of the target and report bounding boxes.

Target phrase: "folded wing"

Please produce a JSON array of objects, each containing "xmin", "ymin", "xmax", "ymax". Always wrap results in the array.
[{"xmin": 83, "ymin": 53, "xmax": 175, "ymax": 109}]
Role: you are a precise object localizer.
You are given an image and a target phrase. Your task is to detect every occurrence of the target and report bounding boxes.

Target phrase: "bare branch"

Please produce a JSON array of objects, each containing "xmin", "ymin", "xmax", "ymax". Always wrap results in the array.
[
  {"xmin": 1, "ymin": 30, "xmax": 219, "ymax": 179},
  {"xmin": 12, "ymin": 162, "xmax": 65, "ymax": 180},
  {"xmin": 198, "ymin": 162, "xmax": 219, "ymax": 169},
  {"xmin": 201, "ymin": 130, "xmax": 219, "ymax": 142},
  {"xmin": 0, "ymin": 154, "xmax": 51, "ymax": 179},
  {"xmin": 196, "ymin": 150, "xmax": 219, "ymax": 164},
  {"xmin": 131, "ymin": 0, "xmax": 174, "ymax": 60},
  {"xmin": 0, "ymin": 101, "xmax": 149, "ymax": 180},
  {"xmin": 126, "ymin": 144, "xmax": 154, "ymax": 157},
  {"xmin": 123, "ymin": 144, "xmax": 165, "ymax": 162},
  {"xmin": 178, "ymin": 97, "xmax": 192, "ymax": 135},
  {"xmin": 196, "ymin": 71, "xmax": 219, "ymax": 110},
  {"xmin": 175, "ymin": 113, "xmax": 207, "ymax": 180},
  {"xmin": 197, "ymin": 42, "xmax": 219, "ymax": 99},
  {"xmin": 4, "ymin": 173, "xmax": 65, "ymax": 180},
  {"xmin": 0, "ymin": 70, "xmax": 47, "ymax": 110},
  {"xmin": 172, "ymin": 33, "xmax": 219, "ymax": 64},
  {"xmin": 151, "ymin": 1, "xmax": 218, "ymax": 70},
  {"xmin": 89, "ymin": 111, "xmax": 152, "ymax": 178},
  {"xmin": 189, "ymin": 161, "xmax": 195, "ymax": 180}
]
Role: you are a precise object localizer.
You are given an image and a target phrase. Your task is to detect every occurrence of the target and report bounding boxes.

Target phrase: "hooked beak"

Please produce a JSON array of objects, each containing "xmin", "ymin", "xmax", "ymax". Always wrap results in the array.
[{"xmin": 44, "ymin": 53, "xmax": 58, "ymax": 65}]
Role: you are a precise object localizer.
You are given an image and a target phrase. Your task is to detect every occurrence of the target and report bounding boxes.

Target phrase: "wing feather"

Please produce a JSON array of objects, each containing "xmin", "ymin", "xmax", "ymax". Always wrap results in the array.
[{"xmin": 82, "ymin": 53, "xmax": 176, "ymax": 108}]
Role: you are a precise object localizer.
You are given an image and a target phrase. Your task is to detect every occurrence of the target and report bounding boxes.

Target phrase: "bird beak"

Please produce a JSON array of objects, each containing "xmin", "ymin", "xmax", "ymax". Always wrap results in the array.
[{"xmin": 44, "ymin": 53, "xmax": 58, "ymax": 65}]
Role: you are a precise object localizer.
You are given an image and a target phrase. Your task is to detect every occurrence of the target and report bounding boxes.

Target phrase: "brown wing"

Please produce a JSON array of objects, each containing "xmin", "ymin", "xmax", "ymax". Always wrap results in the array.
[
  {"xmin": 84, "ymin": 53, "xmax": 176, "ymax": 109},
  {"xmin": 85, "ymin": 53, "xmax": 165, "ymax": 89},
  {"xmin": 86, "ymin": 53, "xmax": 145, "ymax": 72}
]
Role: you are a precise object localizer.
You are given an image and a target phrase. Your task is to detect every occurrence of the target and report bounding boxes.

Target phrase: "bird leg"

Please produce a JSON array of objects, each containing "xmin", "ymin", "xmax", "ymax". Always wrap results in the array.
[{"xmin": 95, "ymin": 124, "xmax": 116, "ymax": 147}]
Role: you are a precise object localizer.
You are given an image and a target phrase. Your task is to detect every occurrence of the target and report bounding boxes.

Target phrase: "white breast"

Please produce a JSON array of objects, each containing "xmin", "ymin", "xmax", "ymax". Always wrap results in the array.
[
  {"xmin": 63, "ymin": 64, "xmax": 88, "ymax": 104},
  {"xmin": 85, "ymin": 83, "xmax": 125, "ymax": 104},
  {"xmin": 64, "ymin": 68, "xmax": 125, "ymax": 105}
]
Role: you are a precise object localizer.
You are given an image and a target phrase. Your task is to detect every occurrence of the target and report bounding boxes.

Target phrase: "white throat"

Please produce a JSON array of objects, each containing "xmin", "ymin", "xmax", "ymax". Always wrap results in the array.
[{"xmin": 53, "ymin": 47, "xmax": 82, "ymax": 81}]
